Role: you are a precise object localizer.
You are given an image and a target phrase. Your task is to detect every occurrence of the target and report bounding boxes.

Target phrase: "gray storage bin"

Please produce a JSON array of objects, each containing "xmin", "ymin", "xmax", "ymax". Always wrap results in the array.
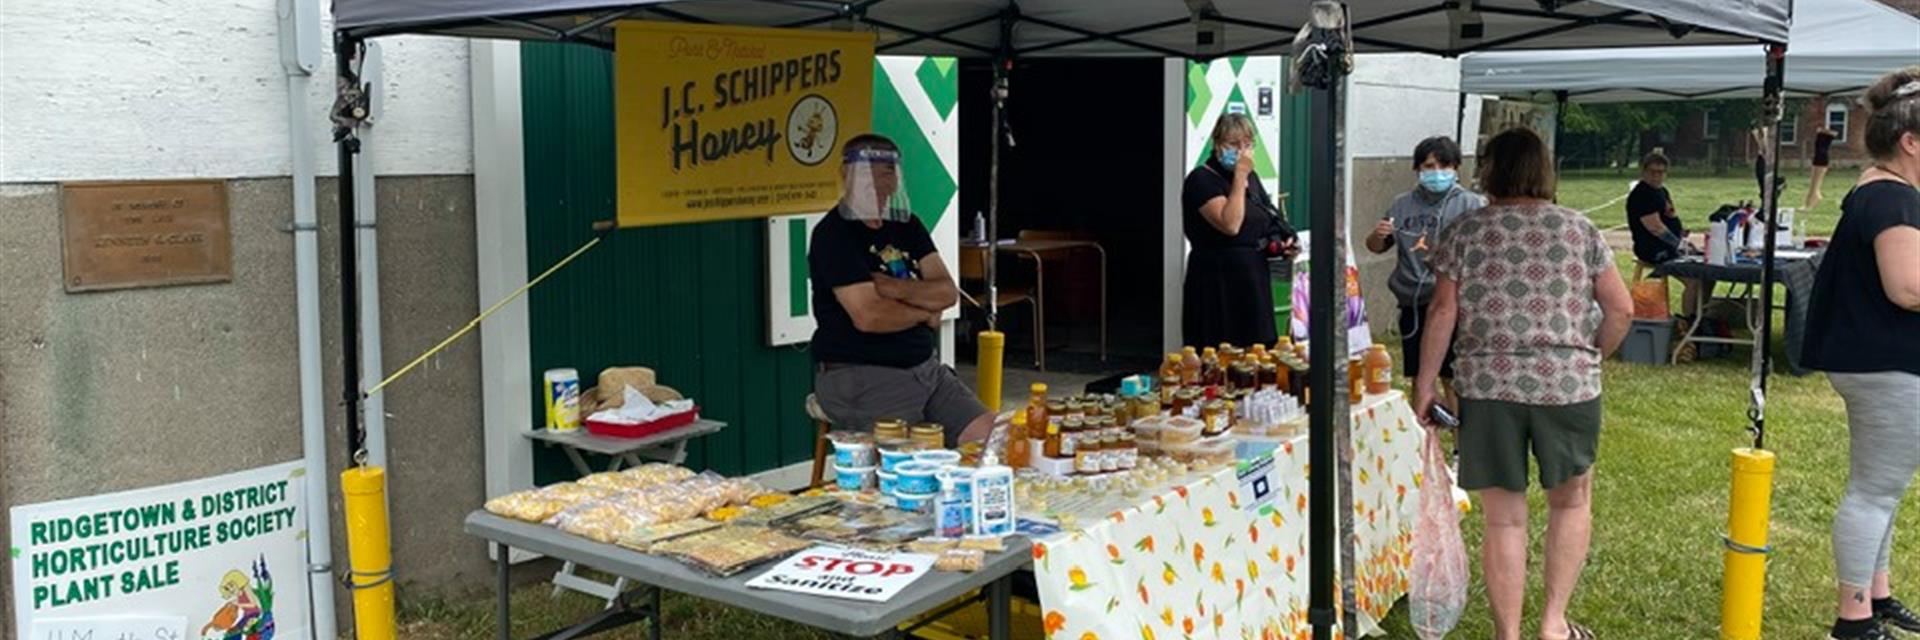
[{"xmin": 1620, "ymin": 319, "xmax": 1672, "ymax": 364}]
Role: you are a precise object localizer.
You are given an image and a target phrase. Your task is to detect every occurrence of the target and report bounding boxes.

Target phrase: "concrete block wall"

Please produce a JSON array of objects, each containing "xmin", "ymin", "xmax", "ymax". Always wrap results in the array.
[{"xmin": 0, "ymin": 176, "xmax": 492, "ymax": 632}]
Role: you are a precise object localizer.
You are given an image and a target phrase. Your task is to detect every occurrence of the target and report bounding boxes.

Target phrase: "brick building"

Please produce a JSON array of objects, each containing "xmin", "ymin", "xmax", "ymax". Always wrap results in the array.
[{"xmin": 1656, "ymin": 96, "xmax": 1875, "ymax": 170}]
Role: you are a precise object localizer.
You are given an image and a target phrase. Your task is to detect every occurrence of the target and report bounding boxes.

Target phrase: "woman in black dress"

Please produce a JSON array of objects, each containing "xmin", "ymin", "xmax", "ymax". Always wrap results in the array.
[{"xmin": 1181, "ymin": 113, "xmax": 1296, "ymax": 348}]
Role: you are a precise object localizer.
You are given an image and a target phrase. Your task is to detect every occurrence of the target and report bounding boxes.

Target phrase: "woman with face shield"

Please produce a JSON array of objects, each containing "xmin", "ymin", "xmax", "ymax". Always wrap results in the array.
[
  {"xmin": 1181, "ymin": 113, "xmax": 1297, "ymax": 348},
  {"xmin": 809, "ymin": 134, "xmax": 995, "ymax": 448}
]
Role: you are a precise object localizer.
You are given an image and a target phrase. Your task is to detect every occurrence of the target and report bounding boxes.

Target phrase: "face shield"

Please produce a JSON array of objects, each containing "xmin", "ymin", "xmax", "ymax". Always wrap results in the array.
[{"xmin": 839, "ymin": 147, "xmax": 913, "ymax": 223}]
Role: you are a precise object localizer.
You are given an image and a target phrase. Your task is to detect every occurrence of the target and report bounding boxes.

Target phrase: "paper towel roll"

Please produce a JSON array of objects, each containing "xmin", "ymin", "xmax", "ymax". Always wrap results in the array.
[{"xmin": 1708, "ymin": 220, "xmax": 1730, "ymax": 266}]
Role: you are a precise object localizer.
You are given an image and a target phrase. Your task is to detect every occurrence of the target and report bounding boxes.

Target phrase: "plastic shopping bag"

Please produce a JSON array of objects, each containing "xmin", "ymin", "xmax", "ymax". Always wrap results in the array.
[
  {"xmin": 1409, "ymin": 431, "xmax": 1469, "ymax": 639},
  {"xmin": 1630, "ymin": 264, "xmax": 1670, "ymax": 320}
]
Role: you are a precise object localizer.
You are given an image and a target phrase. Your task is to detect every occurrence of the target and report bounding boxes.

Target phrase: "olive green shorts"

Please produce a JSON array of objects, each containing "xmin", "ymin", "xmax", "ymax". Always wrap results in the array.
[{"xmin": 1456, "ymin": 397, "xmax": 1602, "ymax": 492}]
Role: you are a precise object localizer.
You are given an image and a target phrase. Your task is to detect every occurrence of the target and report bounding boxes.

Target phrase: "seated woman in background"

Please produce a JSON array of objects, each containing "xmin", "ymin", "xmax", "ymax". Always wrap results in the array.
[{"xmin": 1624, "ymin": 152, "xmax": 1705, "ymax": 321}]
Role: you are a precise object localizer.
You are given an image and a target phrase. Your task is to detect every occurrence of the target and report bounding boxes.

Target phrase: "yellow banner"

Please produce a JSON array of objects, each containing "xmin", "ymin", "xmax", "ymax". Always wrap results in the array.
[{"xmin": 615, "ymin": 22, "xmax": 875, "ymax": 227}]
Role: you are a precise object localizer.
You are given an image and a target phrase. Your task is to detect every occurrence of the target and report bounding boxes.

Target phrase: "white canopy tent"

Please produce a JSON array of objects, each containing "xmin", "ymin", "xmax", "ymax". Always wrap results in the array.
[
  {"xmin": 1460, "ymin": 0, "xmax": 1916, "ymax": 101},
  {"xmin": 324, "ymin": 3, "xmax": 1790, "ymax": 638}
]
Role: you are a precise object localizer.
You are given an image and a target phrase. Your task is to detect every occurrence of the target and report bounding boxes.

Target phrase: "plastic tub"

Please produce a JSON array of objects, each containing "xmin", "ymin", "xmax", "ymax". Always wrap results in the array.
[
  {"xmin": 1160, "ymin": 416, "xmax": 1204, "ymax": 445},
  {"xmin": 828, "ymin": 432, "xmax": 877, "ymax": 467},
  {"xmin": 834, "ymin": 465, "xmax": 878, "ymax": 492},
  {"xmin": 912, "ymin": 449, "xmax": 962, "ymax": 467},
  {"xmin": 893, "ymin": 490, "xmax": 937, "ymax": 513},
  {"xmin": 877, "ymin": 470, "xmax": 899, "ymax": 495},
  {"xmin": 879, "ymin": 445, "xmax": 919, "ymax": 473},
  {"xmin": 1131, "ymin": 416, "xmax": 1165, "ymax": 443},
  {"xmin": 895, "ymin": 461, "xmax": 942, "ymax": 495}
]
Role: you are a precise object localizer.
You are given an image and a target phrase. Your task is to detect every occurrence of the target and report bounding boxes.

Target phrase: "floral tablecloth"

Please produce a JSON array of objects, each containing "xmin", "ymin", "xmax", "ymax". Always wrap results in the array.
[{"xmin": 1033, "ymin": 392, "xmax": 1424, "ymax": 640}]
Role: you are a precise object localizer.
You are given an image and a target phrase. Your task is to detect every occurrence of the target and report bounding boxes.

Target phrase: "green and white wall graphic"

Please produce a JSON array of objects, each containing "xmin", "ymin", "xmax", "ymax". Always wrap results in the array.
[
  {"xmin": 1185, "ymin": 57, "xmax": 1286, "ymax": 204},
  {"xmin": 768, "ymin": 56, "xmax": 961, "ymax": 347}
]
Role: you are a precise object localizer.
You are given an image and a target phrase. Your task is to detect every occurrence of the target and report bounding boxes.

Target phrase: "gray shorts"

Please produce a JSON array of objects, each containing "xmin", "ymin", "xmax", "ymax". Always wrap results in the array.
[{"xmin": 814, "ymin": 357, "xmax": 990, "ymax": 448}]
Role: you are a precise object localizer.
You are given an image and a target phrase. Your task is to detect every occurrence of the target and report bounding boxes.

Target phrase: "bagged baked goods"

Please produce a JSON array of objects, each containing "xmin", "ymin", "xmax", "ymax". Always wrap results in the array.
[
  {"xmin": 652, "ymin": 527, "xmax": 812, "ymax": 577},
  {"xmin": 483, "ymin": 482, "xmax": 617, "ymax": 523},
  {"xmin": 935, "ymin": 548, "xmax": 986, "ymax": 573},
  {"xmin": 617, "ymin": 518, "xmax": 723, "ymax": 552},
  {"xmin": 598, "ymin": 367, "xmax": 658, "ymax": 395},
  {"xmin": 618, "ymin": 463, "xmax": 695, "ymax": 487}
]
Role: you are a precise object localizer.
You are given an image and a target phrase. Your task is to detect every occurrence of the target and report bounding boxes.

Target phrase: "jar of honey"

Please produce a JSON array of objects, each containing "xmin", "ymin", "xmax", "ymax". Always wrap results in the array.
[
  {"xmin": 874, "ymin": 419, "xmax": 907, "ymax": 443},
  {"xmin": 1075, "ymin": 433, "xmax": 1103, "ymax": 475},
  {"xmin": 911, "ymin": 423, "xmax": 945, "ymax": 449},
  {"xmin": 1060, "ymin": 416, "xmax": 1085, "ymax": 459},
  {"xmin": 1201, "ymin": 400, "xmax": 1229, "ymax": 437}
]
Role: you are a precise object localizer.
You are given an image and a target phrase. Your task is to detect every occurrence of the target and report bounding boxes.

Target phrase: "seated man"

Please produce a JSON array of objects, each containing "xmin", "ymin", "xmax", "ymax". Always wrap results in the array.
[
  {"xmin": 1626, "ymin": 151, "xmax": 1706, "ymax": 316},
  {"xmin": 810, "ymin": 133, "xmax": 994, "ymax": 446}
]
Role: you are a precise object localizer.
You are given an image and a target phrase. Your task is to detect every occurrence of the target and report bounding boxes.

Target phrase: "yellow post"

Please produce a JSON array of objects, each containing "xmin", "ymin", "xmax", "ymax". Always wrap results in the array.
[
  {"xmin": 1720, "ymin": 447, "xmax": 1777, "ymax": 640},
  {"xmin": 976, "ymin": 330, "xmax": 1005, "ymax": 411},
  {"xmin": 342, "ymin": 466, "xmax": 397, "ymax": 640}
]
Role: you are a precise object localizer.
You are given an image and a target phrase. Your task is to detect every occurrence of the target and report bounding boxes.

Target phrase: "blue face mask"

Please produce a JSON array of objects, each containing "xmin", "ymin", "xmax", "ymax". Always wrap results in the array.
[
  {"xmin": 1219, "ymin": 147, "xmax": 1240, "ymax": 169},
  {"xmin": 1418, "ymin": 169, "xmax": 1457, "ymax": 193}
]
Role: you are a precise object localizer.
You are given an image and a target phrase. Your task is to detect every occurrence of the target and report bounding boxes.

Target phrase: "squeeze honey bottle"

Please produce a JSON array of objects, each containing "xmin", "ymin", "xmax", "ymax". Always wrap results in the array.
[{"xmin": 1364, "ymin": 344, "xmax": 1394, "ymax": 395}]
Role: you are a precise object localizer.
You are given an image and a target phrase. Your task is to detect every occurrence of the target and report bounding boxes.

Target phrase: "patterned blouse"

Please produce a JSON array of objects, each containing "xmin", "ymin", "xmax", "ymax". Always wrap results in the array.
[{"xmin": 1430, "ymin": 201, "xmax": 1614, "ymax": 406}]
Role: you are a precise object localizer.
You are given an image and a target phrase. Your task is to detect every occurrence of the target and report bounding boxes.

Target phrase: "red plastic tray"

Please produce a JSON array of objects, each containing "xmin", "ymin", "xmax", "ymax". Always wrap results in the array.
[{"xmin": 584, "ymin": 406, "xmax": 700, "ymax": 439}]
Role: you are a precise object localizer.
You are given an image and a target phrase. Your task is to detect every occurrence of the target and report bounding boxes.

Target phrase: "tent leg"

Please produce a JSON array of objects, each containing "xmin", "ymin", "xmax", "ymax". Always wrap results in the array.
[
  {"xmin": 336, "ymin": 34, "xmax": 366, "ymax": 463},
  {"xmin": 1752, "ymin": 44, "xmax": 1786, "ymax": 450},
  {"xmin": 1307, "ymin": 66, "xmax": 1343, "ymax": 640}
]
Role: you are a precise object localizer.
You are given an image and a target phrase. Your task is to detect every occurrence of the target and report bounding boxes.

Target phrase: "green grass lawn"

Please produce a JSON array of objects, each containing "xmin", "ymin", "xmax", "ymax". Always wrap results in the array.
[{"xmin": 1558, "ymin": 166, "xmax": 1861, "ymax": 237}]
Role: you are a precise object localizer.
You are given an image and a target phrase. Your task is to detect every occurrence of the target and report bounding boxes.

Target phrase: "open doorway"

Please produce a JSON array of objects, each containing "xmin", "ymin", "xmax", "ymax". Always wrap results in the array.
[{"xmin": 953, "ymin": 58, "xmax": 1168, "ymax": 391}]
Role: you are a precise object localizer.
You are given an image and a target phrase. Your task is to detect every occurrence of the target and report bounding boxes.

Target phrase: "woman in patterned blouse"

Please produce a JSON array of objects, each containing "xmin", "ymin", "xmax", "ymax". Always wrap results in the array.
[{"xmin": 1414, "ymin": 127, "xmax": 1634, "ymax": 640}]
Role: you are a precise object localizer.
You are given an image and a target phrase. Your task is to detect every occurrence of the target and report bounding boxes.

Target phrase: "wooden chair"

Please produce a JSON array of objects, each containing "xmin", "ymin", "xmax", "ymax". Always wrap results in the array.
[
  {"xmin": 807, "ymin": 393, "xmax": 833, "ymax": 488},
  {"xmin": 959, "ymin": 245, "xmax": 1044, "ymax": 370}
]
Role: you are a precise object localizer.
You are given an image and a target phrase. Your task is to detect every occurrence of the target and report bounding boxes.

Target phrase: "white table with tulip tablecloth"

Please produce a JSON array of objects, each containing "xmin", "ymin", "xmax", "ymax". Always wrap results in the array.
[{"xmin": 1032, "ymin": 391, "xmax": 1427, "ymax": 640}]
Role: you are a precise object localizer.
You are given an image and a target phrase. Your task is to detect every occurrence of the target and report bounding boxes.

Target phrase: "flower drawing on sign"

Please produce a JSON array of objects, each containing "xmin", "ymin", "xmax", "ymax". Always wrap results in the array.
[{"xmin": 200, "ymin": 556, "xmax": 277, "ymax": 640}]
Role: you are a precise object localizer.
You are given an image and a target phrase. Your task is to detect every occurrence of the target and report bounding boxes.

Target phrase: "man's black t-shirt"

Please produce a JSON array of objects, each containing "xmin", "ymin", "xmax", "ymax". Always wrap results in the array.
[
  {"xmin": 1804, "ymin": 181, "xmax": 1920, "ymax": 376},
  {"xmin": 1626, "ymin": 182, "xmax": 1684, "ymax": 264},
  {"xmin": 809, "ymin": 208, "xmax": 939, "ymax": 368}
]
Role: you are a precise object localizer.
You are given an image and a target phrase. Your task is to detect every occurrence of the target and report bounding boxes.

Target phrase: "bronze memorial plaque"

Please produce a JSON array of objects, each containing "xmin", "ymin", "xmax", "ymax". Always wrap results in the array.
[{"xmin": 61, "ymin": 180, "xmax": 233, "ymax": 292}]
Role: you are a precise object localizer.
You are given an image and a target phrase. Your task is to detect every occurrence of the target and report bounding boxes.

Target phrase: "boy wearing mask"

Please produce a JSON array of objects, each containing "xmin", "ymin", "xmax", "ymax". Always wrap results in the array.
[{"xmin": 1367, "ymin": 136, "xmax": 1486, "ymax": 396}]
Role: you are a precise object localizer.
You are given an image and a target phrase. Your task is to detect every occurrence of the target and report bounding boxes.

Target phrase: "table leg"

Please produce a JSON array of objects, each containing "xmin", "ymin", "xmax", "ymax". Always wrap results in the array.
[
  {"xmin": 648, "ymin": 586, "xmax": 662, "ymax": 640},
  {"xmin": 497, "ymin": 543, "xmax": 512, "ymax": 640},
  {"xmin": 987, "ymin": 575, "xmax": 1012, "ymax": 640},
  {"xmin": 1094, "ymin": 245, "xmax": 1107, "ymax": 362},
  {"xmin": 561, "ymin": 446, "xmax": 594, "ymax": 477}
]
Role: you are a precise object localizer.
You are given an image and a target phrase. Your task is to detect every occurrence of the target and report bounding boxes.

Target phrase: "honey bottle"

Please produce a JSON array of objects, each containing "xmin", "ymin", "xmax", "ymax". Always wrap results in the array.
[
  {"xmin": 1044, "ymin": 418, "xmax": 1063, "ymax": 459},
  {"xmin": 1364, "ymin": 344, "xmax": 1394, "ymax": 395},
  {"xmin": 1347, "ymin": 356, "xmax": 1365, "ymax": 405},
  {"xmin": 1201, "ymin": 347, "xmax": 1224, "ymax": 387},
  {"xmin": 1181, "ymin": 347, "xmax": 1202, "ymax": 384}
]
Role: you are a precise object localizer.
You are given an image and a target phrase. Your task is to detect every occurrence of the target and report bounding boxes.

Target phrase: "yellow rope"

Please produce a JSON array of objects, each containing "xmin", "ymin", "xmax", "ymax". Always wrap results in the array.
[{"xmin": 363, "ymin": 235, "xmax": 603, "ymax": 398}]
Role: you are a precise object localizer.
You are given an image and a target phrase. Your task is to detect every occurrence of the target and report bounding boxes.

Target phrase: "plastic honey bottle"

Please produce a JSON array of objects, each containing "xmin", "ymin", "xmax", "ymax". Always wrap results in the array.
[
  {"xmin": 1181, "ymin": 347, "xmax": 1202, "ymax": 384},
  {"xmin": 1364, "ymin": 344, "xmax": 1394, "ymax": 395}
]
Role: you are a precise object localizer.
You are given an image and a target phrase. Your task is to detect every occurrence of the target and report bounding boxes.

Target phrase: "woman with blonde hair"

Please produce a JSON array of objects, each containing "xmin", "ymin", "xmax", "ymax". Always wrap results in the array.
[
  {"xmin": 1804, "ymin": 66, "xmax": 1920, "ymax": 640},
  {"xmin": 1181, "ymin": 112, "xmax": 1297, "ymax": 347}
]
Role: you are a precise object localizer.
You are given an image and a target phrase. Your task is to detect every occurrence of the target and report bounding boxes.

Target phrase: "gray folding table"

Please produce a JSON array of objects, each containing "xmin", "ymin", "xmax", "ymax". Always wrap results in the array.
[{"xmin": 468, "ymin": 511, "xmax": 1028, "ymax": 640}]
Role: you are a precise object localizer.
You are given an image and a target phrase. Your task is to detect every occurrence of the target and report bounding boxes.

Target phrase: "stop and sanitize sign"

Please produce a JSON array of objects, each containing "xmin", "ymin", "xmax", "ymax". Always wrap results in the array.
[{"xmin": 744, "ymin": 545, "xmax": 935, "ymax": 603}]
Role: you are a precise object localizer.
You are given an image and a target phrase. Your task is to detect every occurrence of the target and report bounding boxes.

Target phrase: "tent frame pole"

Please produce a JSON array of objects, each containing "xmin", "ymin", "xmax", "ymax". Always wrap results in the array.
[
  {"xmin": 336, "ymin": 34, "xmax": 367, "ymax": 465},
  {"xmin": 1306, "ymin": 51, "xmax": 1346, "ymax": 640},
  {"xmin": 1752, "ymin": 43, "xmax": 1787, "ymax": 451}
]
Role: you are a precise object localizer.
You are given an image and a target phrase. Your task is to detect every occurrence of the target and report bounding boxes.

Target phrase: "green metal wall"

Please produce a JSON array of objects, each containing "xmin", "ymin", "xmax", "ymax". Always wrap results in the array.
[
  {"xmin": 1276, "ymin": 61, "xmax": 1313, "ymax": 231},
  {"xmin": 521, "ymin": 43, "xmax": 816, "ymax": 483}
]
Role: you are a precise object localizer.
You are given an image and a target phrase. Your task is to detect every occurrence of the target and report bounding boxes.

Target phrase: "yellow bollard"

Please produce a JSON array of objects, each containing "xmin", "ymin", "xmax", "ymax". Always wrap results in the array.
[
  {"xmin": 1720, "ymin": 448, "xmax": 1777, "ymax": 640},
  {"xmin": 976, "ymin": 330, "xmax": 1005, "ymax": 412},
  {"xmin": 342, "ymin": 466, "xmax": 397, "ymax": 640}
]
